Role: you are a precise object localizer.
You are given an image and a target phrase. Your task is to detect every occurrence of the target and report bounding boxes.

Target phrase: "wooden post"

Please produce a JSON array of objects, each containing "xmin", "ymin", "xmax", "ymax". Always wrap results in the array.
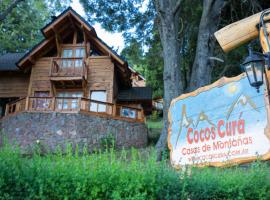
[
  {"xmin": 78, "ymin": 98, "xmax": 82, "ymax": 111},
  {"xmin": 25, "ymin": 97, "xmax": 29, "ymax": 111},
  {"xmin": 112, "ymin": 104, "xmax": 117, "ymax": 117},
  {"xmin": 51, "ymin": 97, "xmax": 56, "ymax": 111},
  {"xmin": 5, "ymin": 104, "xmax": 9, "ymax": 116}
]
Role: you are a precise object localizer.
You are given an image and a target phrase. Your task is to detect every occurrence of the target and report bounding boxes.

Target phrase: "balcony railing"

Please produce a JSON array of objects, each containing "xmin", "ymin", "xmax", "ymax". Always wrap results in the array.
[
  {"xmin": 5, "ymin": 97, "xmax": 144, "ymax": 122},
  {"xmin": 50, "ymin": 57, "xmax": 87, "ymax": 80}
]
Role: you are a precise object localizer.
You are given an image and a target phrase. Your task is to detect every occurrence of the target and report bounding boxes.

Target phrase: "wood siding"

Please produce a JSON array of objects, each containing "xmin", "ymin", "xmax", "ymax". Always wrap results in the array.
[
  {"xmin": 29, "ymin": 57, "xmax": 52, "ymax": 96},
  {"xmin": 26, "ymin": 56, "xmax": 116, "ymax": 103},
  {"xmin": 0, "ymin": 71, "xmax": 29, "ymax": 98},
  {"xmin": 87, "ymin": 56, "xmax": 115, "ymax": 103}
]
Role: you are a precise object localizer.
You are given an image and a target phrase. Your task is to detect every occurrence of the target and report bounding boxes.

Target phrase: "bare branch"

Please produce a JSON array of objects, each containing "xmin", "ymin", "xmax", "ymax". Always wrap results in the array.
[
  {"xmin": 173, "ymin": 0, "xmax": 183, "ymax": 16},
  {"xmin": 0, "ymin": 0, "xmax": 24, "ymax": 22}
]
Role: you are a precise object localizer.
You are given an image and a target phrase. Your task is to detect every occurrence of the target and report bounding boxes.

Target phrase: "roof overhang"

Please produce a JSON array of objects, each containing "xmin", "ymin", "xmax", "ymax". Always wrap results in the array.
[{"xmin": 17, "ymin": 7, "xmax": 129, "ymax": 75}]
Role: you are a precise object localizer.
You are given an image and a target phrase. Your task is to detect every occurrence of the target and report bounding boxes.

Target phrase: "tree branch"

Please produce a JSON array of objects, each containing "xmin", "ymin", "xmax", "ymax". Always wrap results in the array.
[
  {"xmin": 0, "ymin": 0, "xmax": 24, "ymax": 22},
  {"xmin": 173, "ymin": 0, "xmax": 183, "ymax": 16}
]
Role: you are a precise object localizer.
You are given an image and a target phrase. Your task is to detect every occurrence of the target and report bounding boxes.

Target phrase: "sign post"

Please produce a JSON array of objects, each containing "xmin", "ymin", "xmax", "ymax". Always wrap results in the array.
[{"xmin": 168, "ymin": 74, "xmax": 270, "ymax": 168}]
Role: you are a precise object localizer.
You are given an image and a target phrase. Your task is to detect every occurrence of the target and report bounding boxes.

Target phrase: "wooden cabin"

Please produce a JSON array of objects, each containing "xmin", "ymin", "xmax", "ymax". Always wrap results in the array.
[{"xmin": 0, "ymin": 7, "xmax": 152, "ymax": 122}]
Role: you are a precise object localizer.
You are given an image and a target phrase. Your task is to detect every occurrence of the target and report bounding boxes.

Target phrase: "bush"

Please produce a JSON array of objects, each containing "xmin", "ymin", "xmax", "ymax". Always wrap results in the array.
[{"xmin": 0, "ymin": 144, "xmax": 269, "ymax": 200}]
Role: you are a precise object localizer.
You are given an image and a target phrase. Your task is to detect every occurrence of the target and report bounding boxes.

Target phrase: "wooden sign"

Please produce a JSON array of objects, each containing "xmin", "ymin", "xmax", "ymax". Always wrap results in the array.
[
  {"xmin": 168, "ymin": 74, "xmax": 270, "ymax": 168},
  {"xmin": 214, "ymin": 10, "xmax": 270, "ymax": 53}
]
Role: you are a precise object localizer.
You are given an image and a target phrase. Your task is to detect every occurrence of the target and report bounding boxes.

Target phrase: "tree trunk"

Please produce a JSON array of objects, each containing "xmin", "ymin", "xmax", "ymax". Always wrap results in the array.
[
  {"xmin": 154, "ymin": 0, "xmax": 183, "ymax": 160},
  {"xmin": 188, "ymin": 0, "xmax": 226, "ymax": 92}
]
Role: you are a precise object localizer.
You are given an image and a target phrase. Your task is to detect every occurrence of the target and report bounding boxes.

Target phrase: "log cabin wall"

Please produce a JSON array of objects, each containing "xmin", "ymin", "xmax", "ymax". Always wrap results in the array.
[
  {"xmin": 28, "ymin": 55, "xmax": 116, "ymax": 103},
  {"xmin": 113, "ymin": 68, "xmax": 119, "ymax": 102},
  {"xmin": 87, "ymin": 56, "xmax": 115, "ymax": 103},
  {"xmin": 0, "ymin": 71, "xmax": 29, "ymax": 98},
  {"xmin": 28, "ymin": 57, "xmax": 53, "ymax": 96}
]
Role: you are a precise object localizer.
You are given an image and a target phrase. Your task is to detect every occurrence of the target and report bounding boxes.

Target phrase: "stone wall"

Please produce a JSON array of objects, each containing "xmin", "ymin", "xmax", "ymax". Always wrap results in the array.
[{"xmin": 0, "ymin": 112, "xmax": 148, "ymax": 153}]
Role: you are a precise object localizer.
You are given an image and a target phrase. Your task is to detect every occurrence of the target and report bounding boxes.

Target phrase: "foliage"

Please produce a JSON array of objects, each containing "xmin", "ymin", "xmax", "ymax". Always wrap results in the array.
[
  {"xmin": 80, "ymin": 0, "xmax": 155, "ymax": 45},
  {"xmin": 100, "ymin": 133, "xmax": 115, "ymax": 149},
  {"xmin": 121, "ymin": 29, "xmax": 163, "ymax": 98},
  {"xmin": 0, "ymin": 144, "xmax": 270, "ymax": 199},
  {"xmin": 0, "ymin": 0, "xmax": 70, "ymax": 55},
  {"xmin": 80, "ymin": 0, "xmax": 270, "ymax": 97}
]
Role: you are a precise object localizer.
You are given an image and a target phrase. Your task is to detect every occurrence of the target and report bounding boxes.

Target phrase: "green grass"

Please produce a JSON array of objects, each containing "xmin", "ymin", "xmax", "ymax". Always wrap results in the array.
[{"xmin": 0, "ymin": 143, "xmax": 270, "ymax": 199}]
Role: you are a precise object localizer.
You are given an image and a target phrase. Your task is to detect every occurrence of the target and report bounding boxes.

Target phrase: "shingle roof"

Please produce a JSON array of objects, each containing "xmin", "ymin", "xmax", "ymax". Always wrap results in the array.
[
  {"xmin": 117, "ymin": 87, "xmax": 152, "ymax": 101},
  {"xmin": 0, "ymin": 53, "xmax": 24, "ymax": 71}
]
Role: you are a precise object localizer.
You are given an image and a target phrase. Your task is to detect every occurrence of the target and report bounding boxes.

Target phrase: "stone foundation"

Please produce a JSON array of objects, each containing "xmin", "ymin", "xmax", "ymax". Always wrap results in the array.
[{"xmin": 0, "ymin": 112, "xmax": 148, "ymax": 152}]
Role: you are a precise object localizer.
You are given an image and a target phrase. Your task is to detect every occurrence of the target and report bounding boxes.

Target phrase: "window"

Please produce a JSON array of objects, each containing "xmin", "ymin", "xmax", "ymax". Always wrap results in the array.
[
  {"xmin": 74, "ymin": 48, "xmax": 84, "ymax": 67},
  {"xmin": 121, "ymin": 107, "xmax": 136, "ymax": 119},
  {"xmin": 61, "ymin": 47, "xmax": 85, "ymax": 68},
  {"xmin": 62, "ymin": 49, "xmax": 73, "ymax": 68},
  {"xmin": 90, "ymin": 91, "xmax": 107, "ymax": 112},
  {"xmin": 57, "ymin": 91, "xmax": 83, "ymax": 110},
  {"xmin": 33, "ymin": 91, "xmax": 50, "ymax": 110}
]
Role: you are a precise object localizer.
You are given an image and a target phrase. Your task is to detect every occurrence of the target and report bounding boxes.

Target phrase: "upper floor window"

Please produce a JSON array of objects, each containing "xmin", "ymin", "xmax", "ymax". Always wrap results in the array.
[{"xmin": 62, "ymin": 47, "xmax": 85, "ymax": 68}]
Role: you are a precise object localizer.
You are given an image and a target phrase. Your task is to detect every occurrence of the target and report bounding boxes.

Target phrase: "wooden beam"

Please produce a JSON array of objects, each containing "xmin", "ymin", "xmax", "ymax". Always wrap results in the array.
[
  {"xmin": 53, "ymin": 26, "xmax": 62, "ymax": 57},
  {"xmin": 68, "ymin": 13, "xmax": 76, "ymax": 30},
  {"xmin": 73, "ymin": 29, "xmax": 78, "ymax": 44},
  {"xmin": 215, "ymin": 11, "xmax": 270, "ymax": 53},
  {"xmin": 260, "ymin": 23, "xmax": 270, "ymax": 53},
  {"xmin": 91, "ymin": 36, "xmax": 125, "ymax": 65},
  {"xmin": 82, "ymin": 26, "xmax": 88, "ymax": 57},
  {"xmin": 28, "ymin": 57, "xmax": 35, "ymax": 65},
  {"xmin": 18, "ymin": 23, "xmax": 71, "ymax": 67}
]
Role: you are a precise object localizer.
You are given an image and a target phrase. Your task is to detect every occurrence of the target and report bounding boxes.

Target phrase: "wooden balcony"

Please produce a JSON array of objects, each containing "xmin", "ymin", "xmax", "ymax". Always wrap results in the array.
[
  {"xmin": 50, "ymin": 57, "xmax": 88, "ymax": 83},
  {"xmin": 4, "ymin": 97, "xmax": 145, "ymax": 123}
]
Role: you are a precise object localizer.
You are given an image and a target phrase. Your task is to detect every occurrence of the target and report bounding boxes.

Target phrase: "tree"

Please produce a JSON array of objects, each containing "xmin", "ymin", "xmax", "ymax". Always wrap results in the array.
[
  {"xmin": 188, "ymin": 0, "xmax": 226, "ymax": 92},
  {"xmin": 0, "ymin": 0, "xmax": 70, "ymax": 54},
  {"xmin": 0, "ymin": 0, "xmax": 24, "ymax": 22},
  {"xmin": 80, "ymin": 0, "xmax": 270, "ymax": 159},
  {"xmin": 153, "ymin": 0, "xmax": 183, "ymax": 159},
  {"xmin": 80, "ymin": 0, "xmax": 184, "ymax": 158},
  {"xmin": 121, "ymin": 32, "xmax": 164, "ymax": 98}
]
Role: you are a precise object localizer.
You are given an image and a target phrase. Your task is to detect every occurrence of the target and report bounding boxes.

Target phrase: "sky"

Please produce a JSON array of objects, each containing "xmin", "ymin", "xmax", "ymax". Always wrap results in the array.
[{"xmin": 70, "ymin": 0, "xmax": 125, "ymax": 52}]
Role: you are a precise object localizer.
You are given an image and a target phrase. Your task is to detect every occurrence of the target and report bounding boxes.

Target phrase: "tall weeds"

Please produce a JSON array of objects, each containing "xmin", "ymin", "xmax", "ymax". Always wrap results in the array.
[{"xmin": 0, "ymin": 143, "xmax": 269, "ymax": 200}]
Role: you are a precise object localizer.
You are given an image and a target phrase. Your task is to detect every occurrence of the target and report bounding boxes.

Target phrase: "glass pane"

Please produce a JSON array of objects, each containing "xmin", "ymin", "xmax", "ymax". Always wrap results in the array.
[
  {"xmin": 254, "ymin": 62, "xmax": 263, "ymax": 82},
  {"xmin": 90, "ymin": 102, "xmax": 98, "ymax": 112},
  {"xmin": 245, "ymin": 64, "xmax": 255, "ymax": 84},
  {"xmin": 62, "ymin": 49, "xmax": 73, "ymax": 68},
  {"xmin": 75, "ymin": 48, "xmax": 85, "ymax": 57},
  {"xmin": 62, "ymin": 49, "xmax": 73, "ymax": 58},
  {"xmin": 90, "ymin": 91, "xmax": 107, "ymax": 102},
  {"xmin": 57, "ymin": 92, "xmax": 83, "ymax": 110},
  {"xmin": 121, "ymin": 108, "xmax": 136, "ymax": 119},
  {"xmin": 34, "ymin": 91, "xmax": 50, "ymax": 109},
  {"xmin": 34, "ymin": 91, "xmax": 49, "ymax": 97},
  {"xmin": 98, "ymin": 104, "xmax": 106, "ymax": 112},
  {"xmin": 90, "ymin": 91, "xmax": 107, "ymax": 112},
  {"xmin": 75, "ymin": 59, "xmax": 83, "ymax": 68}
]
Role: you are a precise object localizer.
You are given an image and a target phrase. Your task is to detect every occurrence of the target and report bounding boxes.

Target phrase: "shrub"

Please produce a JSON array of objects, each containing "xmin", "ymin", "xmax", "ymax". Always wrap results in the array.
[{"xmin": 0, "ymin": 144, "xmax": 269, "ymax": 200}]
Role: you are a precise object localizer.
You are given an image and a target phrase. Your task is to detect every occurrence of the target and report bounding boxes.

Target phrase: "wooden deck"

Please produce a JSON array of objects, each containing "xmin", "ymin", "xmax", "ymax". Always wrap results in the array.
[{"xmin": 4, "ymin": 97, "xmax": 145, "ymax": 123}]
